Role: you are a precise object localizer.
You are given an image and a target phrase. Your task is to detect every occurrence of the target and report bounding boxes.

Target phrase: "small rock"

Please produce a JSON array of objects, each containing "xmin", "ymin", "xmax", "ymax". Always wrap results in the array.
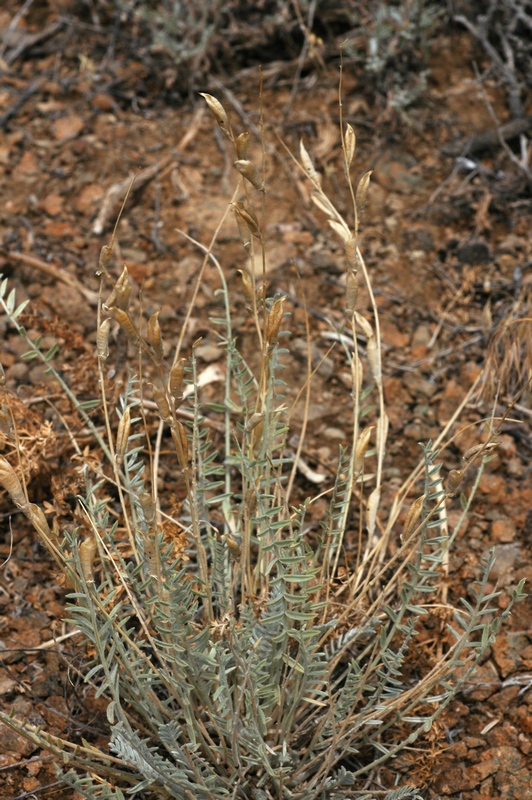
[
  {"xmin": 488, "ymin": 543, "xmax": 522, "ymax": 579},
  {"xmin": 195, "ymin": 343, "xmax": 223, "ymax": 363},
  {"xmin": 457, "ymin": 240, "xmax": 492, "ymax": 265},
  {"xmin": 491, "ymin": 517, "xmax": 516, "ymax": 543}
]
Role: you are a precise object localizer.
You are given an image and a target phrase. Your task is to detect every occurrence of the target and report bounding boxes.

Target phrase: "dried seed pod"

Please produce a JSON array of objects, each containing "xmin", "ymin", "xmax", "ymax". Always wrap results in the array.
[
  {"xmin": 138, "ymin": 491, "xmax": 156, "ymax": 526},
  {"xmin": 102, "ymin": 289, "xmax": 117, "ymax": 311},
  {"xmin": 366, "ymin": 335, "xmax": 381, "ymax": 383},
  {"xmin": 445, "ymin": 469, "xmax": 463, "ymax": 496},
  {"xmin": 199, "ymin": 93, "xmax": 231, "ymax": 139},
  {"xmin": 300, "ymin": 140, "xmax": 321, "ymax": 185},
  {"xmin": 344, "ymin": 124, "xmax": 356, "ymax": 168},
  {"xmin": 0, "ymin": 456, "xmax": 29, "ymax": 513},
  {"xmin": 151, "ymin": 384, "xmax": 171, "ymax": 421},
  {"xmin": 223, "ymin": 533, "xmax": 241, "ymax": 562},
  {"xmin": 232, "ymin": 201, "xmax": 261, "ymax": 239},
  {"xmin": 244, "ymin": 485, "xmax": 257, "ymax": 515},
  {"xmin": 266, "ymin": 297, "xmax": 286, "ymax": 346},
  {"xmin": 114, "ymin": 265, "xmax": 132, "ymax": 311},
  {"xmin": 147, "ymin": 311, "xmax": 164, "ymax": 363},
  {"xmin": 234, "ymin": 210, "xmax": 252, "ymax": 252},
  {"xmin": 116, "ymin": 406, "xmax": 131, "ymax": 466},
  {"xmin": 28, "ymin": 503, "xmax": 51, "ymax": 536},
  {"xmin": 171, "ymin": 421, "xmax": 189, "ymax": 469},
  {"xmin": 251, "ymin": 419, "xmax": 264, "ymax": 454},
  {"xmin": 402, "ymin": 495, "xmax": 425, "ymax": 540},
  {"xmin": 354, "ymin": 426, "xmax": 373, "ymax": 476},
  {"xmin": 366, "ymin": 487, "xmax": 380, "ymax": 537},
  {"xmin": 98, "ymin": 245, "xmax": 113, "ymax": 276},
  {"xmin": 97, "ymin": 318, "xmax": 112, "ymax": 360},
  {"xmin": 355, "ymin": 170, "xmax": 372, "ymax": 217},
  {"xmin": 234, "ymin": 160, "xmax": 265, "ymax": 191},
  {"xmin": 237, "ymin": 270, "xmax": 255, "ymax": 305},
  {"xmin": 79, "ymin": 535, "xmax": 98, "ymax": 585},
  {"xmin": 111, "ymin": 307, "xmax": 140, "ymax": 346},
  {"xmin": 463, "ymin": 441, "xmax": 499, "ymax": 463},
  {"xmin": 235, "ymin": 131, "xmax": 250, "ymax": 160},
  {"xmin": 346, "ymin": 271, "xmax": 358, "ymax": 314},
  {"xmin": 169, "ymin": 358, "xmax": 186, "ymax": 405},
  {"xmin": 345, "ymin": 231, "xmax": 358, "ymax": 272},
  {"xmin": 0, "ymin": 404, "xmax": 14, "ymax": 441},
  {"xmin": 245, "ymin": 411, "xmax": 264, "ymax": 433}
]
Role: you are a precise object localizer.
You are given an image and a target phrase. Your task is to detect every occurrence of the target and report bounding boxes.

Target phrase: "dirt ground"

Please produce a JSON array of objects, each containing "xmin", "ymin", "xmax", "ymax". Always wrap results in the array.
[{"xmin": 1, "ymin": 1, "xmax": 532, "ymax": 798}]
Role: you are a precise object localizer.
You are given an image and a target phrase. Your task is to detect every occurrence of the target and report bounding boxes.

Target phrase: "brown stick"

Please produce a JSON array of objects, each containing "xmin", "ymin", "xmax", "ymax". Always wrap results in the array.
[{"xmin": 3, "ymin": 251, "xmax": 99, "ymax": 306}]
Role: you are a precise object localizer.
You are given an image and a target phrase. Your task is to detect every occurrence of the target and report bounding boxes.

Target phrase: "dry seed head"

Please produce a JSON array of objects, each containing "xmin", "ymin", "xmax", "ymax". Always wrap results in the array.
[
  {"xmin": 354, "ymin": 426, "xmax": 373, "ymax": 476},
  {"xmin": 79, "ymin": 535, "xmax": 98, "ymax": 584},
  {"xmin": 233, "ymin": 201, "xmax": 261, "ymax": 239},
  {"xmin": 235, "ymin": 131, "xmax": 250, "ymax": 160},
  {"xmin": 445, "ymin": 468, "xmax": 463, "ymax": 496},
  {"xmin": 111, "ymin": 307, "xmax": 140, "ymax": 346},
  {"xmin": 98, "ymin": 244, "xmax": 113, "ymax": 276},
  {"xmin": 147, "ymin": 311, "xmax": 164, "ymax": 363},
  {"xmin": 355, "ymin": 170, "xmax": 372, "ymax": 217},
  {"xmin": 223, "ymin": 533, "xmax": 241, "ymax": 562},
  {"xmin": 0, "ymin": 456, "xmax": 28, "ymax": 513},
  {"xmin": 346, "ymin": 271, "xmax": 358, "ymax": 314},
  {"xmin": 0, "ymin": 404, "xmax": 14, "ymax": 441},
  {"xmin": 169, "ymin": 358, "xmax": 186, "ymax": 404},
  {"xmin": 114, "ymin": 265, "xmax": 132, "ymax": 311},
  {"xmin": 199, "ymin": 93, "xmax": 231, "ymax": 139},
  {"xmin": 97, "ymin": 318, "xmax": 112, "ymax": 361},
  {"xmin": 237, "ymin": 270, "xmax": 255, "ymax": 305},
  {"xmin": 172, "ymin": 421, "xmax": 189, "ymax": 469},
  {"xmin": 115, "ymin": 406, "xmax": 131, "ymax": 467},
  {"xmin": 266, "ymin": 297, "xmax": 286, "ymax": 346},
  {"xmin": 234, "ymin": 160, "xmax": 265, "ymax": 192},
  {"xmin": 402, "ymin": 495, "xmax": 425, "ymax": 540},
  {"xmin": 151, "ymin": 384, "xmax": 172, "ymax": 421},
  {"xmin": 344, "ymin": 124, "xmax": 356, "ymax": 168}
]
